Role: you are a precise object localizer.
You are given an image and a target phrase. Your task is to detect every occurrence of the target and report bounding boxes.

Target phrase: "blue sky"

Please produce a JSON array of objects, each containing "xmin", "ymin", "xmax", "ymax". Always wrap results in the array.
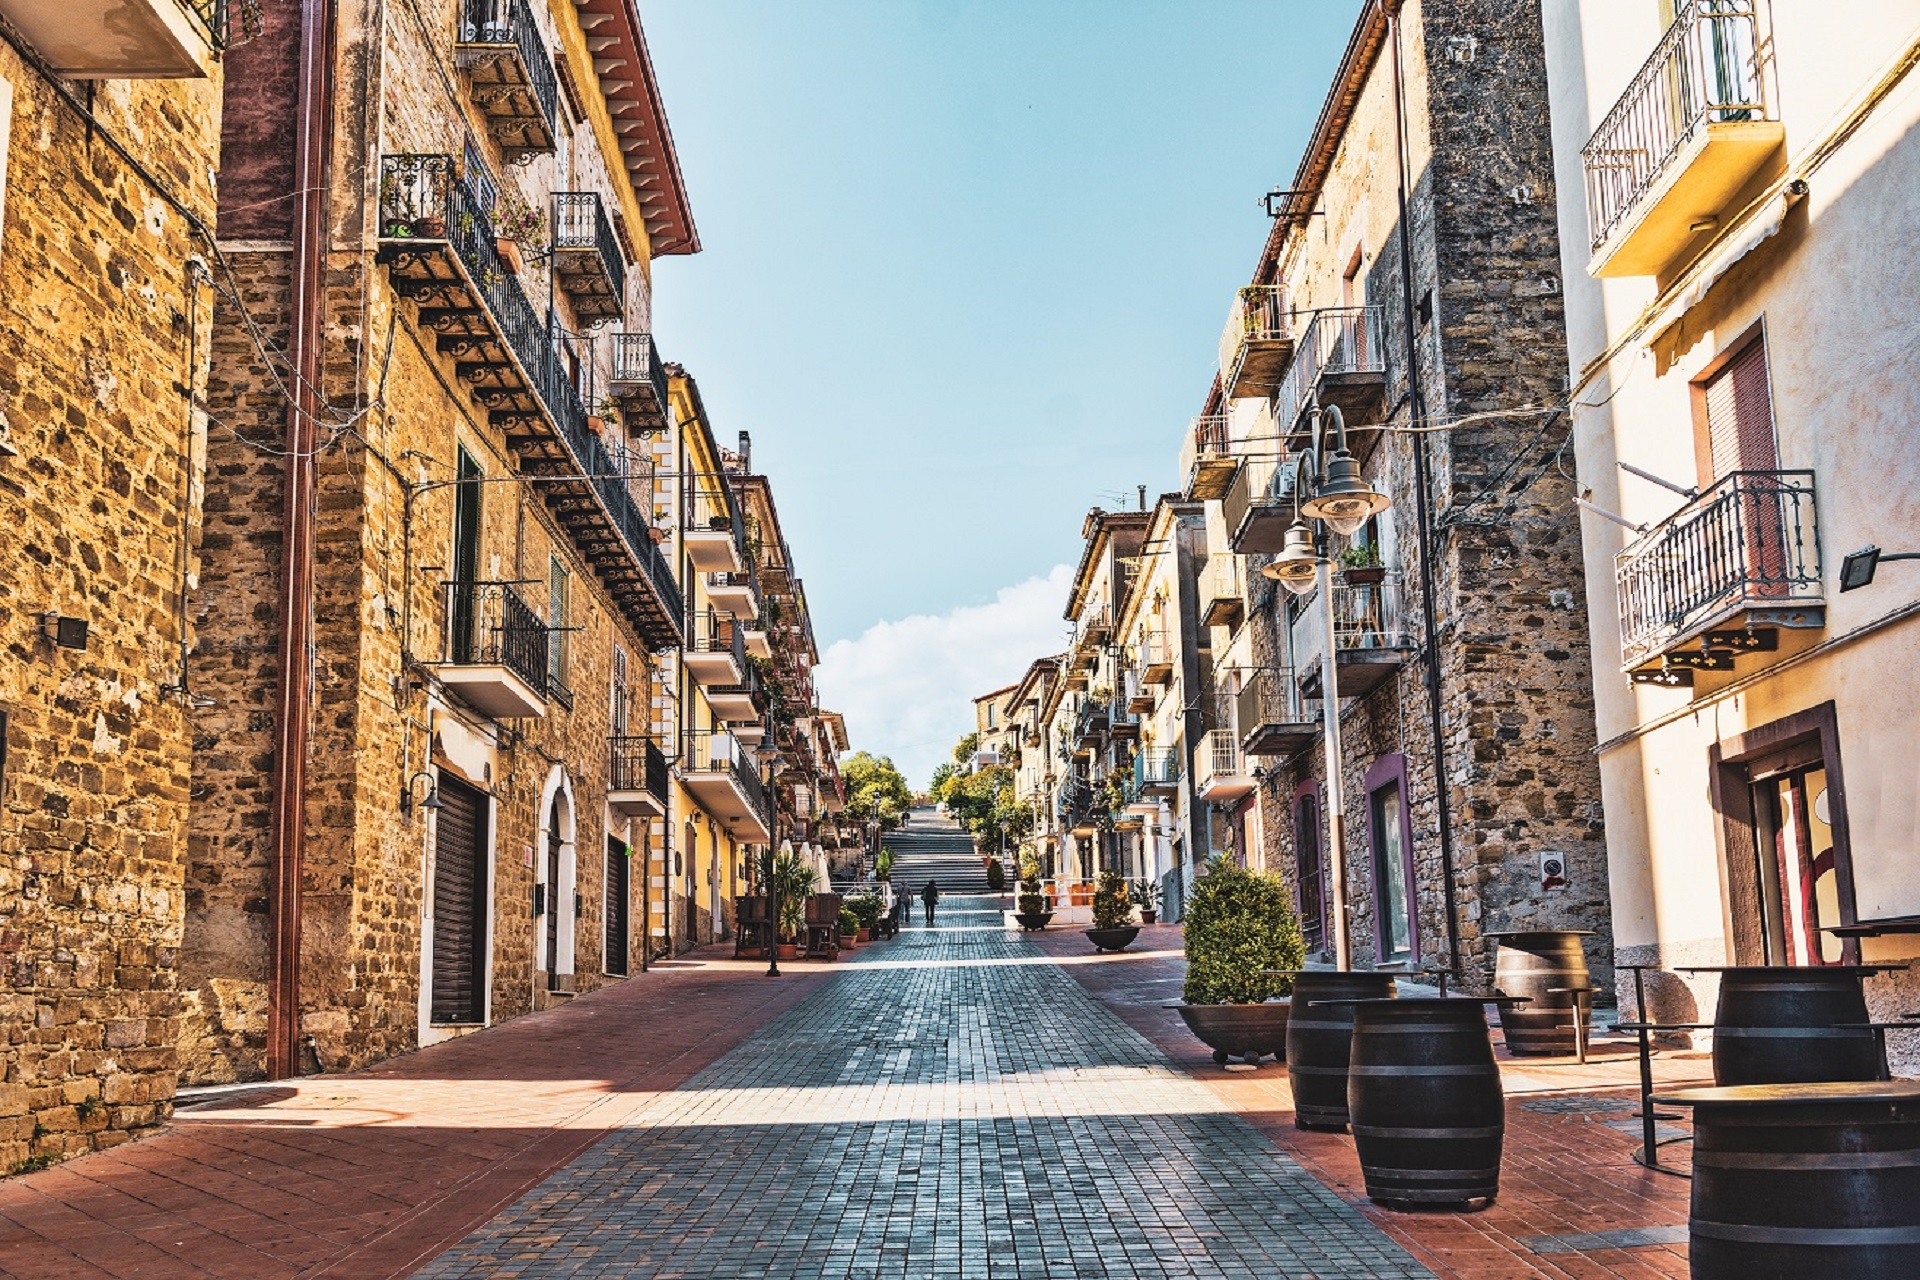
[{"xmin": 643, "ymin": 1, "xmax": 1362, "ymax": 785}]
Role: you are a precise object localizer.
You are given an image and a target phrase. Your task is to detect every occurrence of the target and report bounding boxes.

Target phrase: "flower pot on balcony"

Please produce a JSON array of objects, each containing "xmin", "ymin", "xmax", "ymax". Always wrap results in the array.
[
  {"xmin": 1341, "ymin": 566, "xmax": 1387, "ymax": 586},
  {"xmin": 412, "ymin": 216, "xmax": 446, "ymax": 238},
  {"xmin": 586, "ymin": 415, "xmax": 607, "ymax": 435},
  {"xmin": 495, "ymin": 237, "xmax": 524, "ymax": 273}
]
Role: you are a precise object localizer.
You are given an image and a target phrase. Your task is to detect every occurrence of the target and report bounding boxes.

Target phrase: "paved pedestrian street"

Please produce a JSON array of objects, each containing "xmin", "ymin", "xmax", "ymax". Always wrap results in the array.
[{"xmin": 414, "ymin": 898, "xmax": 1430, "ymax": 1280}]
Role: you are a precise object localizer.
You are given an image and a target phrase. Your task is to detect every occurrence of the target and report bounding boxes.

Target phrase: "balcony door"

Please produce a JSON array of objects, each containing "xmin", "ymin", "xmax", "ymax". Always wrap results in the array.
[
  {"xmin": 605, "ymin": 836, "xmax": 629, "ymax": 976},
  {"xmin": 1710, "ymin": 704, "xmax": 1858, "ymax": 966},
  {"xmin": 1694, "ymin": 330, "xmax": 1788, "ymax": 601},
  {"xmin": 1292, "ymin": 782, "xmax": 1326, "ymax": 953},
  {"xmin": 450, "ymin": 448, "xmax": 482, "ymax": 662}
]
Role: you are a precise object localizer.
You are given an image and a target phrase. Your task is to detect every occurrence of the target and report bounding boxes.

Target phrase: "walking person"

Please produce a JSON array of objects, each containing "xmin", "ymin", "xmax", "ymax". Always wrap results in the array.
[{"xmin": 921, "ymin": 879, "xmax": 939, "ymax": 929}]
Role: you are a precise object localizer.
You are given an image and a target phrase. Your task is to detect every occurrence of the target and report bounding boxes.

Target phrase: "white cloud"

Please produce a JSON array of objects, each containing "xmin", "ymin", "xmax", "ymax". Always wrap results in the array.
[{"xmin": 815, "ymin": 565, "xmax": 1074, "ymax": 791}]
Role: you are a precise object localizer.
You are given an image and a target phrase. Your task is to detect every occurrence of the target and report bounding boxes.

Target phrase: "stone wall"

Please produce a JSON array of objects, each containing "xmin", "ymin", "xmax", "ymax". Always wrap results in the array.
[
  {"xmin": 1249, "ymin": 0, "xmax": 1611, "ymax": 992},
  {"xmin": 0, "ymin": 47, "xmax": 223, "ymax": 1163}
]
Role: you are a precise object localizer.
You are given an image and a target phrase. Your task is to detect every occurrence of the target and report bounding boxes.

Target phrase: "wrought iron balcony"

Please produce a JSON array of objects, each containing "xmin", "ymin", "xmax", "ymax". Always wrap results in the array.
[
  {"xmin": 1079, "ymin": 603, "xmax": 1112, "ymax": 646},
  {"xmin": 1234, "ymin": 670, "xmax": 1315, "ymax": 758},
  {"xmin": 706, "ymin": 570, "xmax": 758, "ymax": 618},
  {"xmin": 376, "ymin": 155, "xmax": 684, "ymax": 649},
  {"xmin": 1223, "ymin": 455, "xmax": 1296, "ymax": 555},
  {"xmin": 552, "ymin": 192, "xmax": 626, "ymax": 323},
  {"xmin": 1129, "ymin": 748, "xmax": 1181, "ymax": 801},
  {"xmin": 1276, "ymin": 306, "xmax": 1387, "ymax": 431},
  {"xmin": 609, "ymin": 332, "xmax": 670, "ymax": 430},
  {"xmin": 1616, "ymin": 470, "xmax": 1822, "ymax": 684},
  {"xmin": 1193, "ymin": 728, "xmax": 1253, "ymax": 801},
  {"xmin": 1582, "ymin": 1, "xmax": 1781, "ymax": 277},
  {"xmin": 0, "ymin": 0, "xmax": 232, "ymax": 75},
  {"xmin": 439, "ymin": 580, "xmax": 551, "ymax": 719},
  {"xmin": 684, "ymin": 610, "xmax": 747, "ymax": 687},
  {"xmin": 1074, "ymin": 699, "xmax": 1111, "ymax": 751},
  {"xmin": 1136, "ymin": 631, "xmax": 1175, "ymax": 686},
  {"xmin": 1202, "ymin": 553, "xmax": 1245, "ymax": 630},
  {"xmin": 1219, "ymin": 285, "xmax": 1294, "ymax": 400},
  {"xmin": 682, "ymin": 731, "xmax": 770, "ymax": 841},
  {"xmin": 455, "ymin": 0, "xmax": 558, "ymax": 160},
  {"xmin": 708, "ymin": 664, "xmax": 768, "ymax": 725},
  {"xmin": 608, "ymin": 736, "xmax": 669, "ymax": 818},
  {"xmin": 1292, "ymin": 570, "xmax": 1416, "ymax": 699},
  {"xmin": 1178, "ymin": 413, "xmax": 1238, "ymax": 501}
]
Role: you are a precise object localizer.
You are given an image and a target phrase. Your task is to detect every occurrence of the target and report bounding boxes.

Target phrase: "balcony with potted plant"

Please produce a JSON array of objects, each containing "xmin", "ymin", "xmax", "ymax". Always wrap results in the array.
[{"xmin": 454, "ymin": 0, "xmax": 560, "ymax": 160}]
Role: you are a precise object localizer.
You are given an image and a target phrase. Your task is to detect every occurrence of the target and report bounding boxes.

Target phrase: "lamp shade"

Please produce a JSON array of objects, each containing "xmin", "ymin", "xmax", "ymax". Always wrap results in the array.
[
  {"xmin": 1259, "ymin": 521, "xmax": 1321, "ymax": 596},
  {"xmin": 1300, "ymin": 451, "xmax": 1390, "ymax": 536}
]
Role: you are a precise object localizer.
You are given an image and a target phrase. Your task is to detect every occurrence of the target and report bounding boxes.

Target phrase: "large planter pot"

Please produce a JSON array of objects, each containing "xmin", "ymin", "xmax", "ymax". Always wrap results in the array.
[
  {"xmin": 776, "ymin": 943, "xmax": 798, "ymax": 961},
  {"xmin": 856, "ymin": 928, "xmax": 871, "ymax": 944},
  {"xmin": 1341, "ymin": 565, "xmax": 1387, "ymax": 585},
  {"xmin": 1175, "ymin": 1002, "xmax": 1291, "ymax": 1066},
  {"xmin": 495, "ymin": 237, "xmax": 524, "ymax": 273},
  {"xmin": 1085, "ymin": 926, "xmax": 1141, "ymax": 953},
  {"xmin": 1140, "ymin": 909, "xmax": 1158, "ymax": 925},
  {"xmin": 839, "ymin": 934, "xmax": 857, "ymax": 951},
  {"xmin": 1014, "ymin": 911, "xmax": 1053, "ymax": 931}
]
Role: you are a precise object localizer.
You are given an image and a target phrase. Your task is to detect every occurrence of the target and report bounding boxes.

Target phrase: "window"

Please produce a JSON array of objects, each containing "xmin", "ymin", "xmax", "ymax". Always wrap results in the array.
[
  {"xmin": 548, "ymin": 555, "xmax": 570, "ymax": 694},
  {"xmin": 611, "ymin": 644, "xmax": 630, "ymax": 735},
  {"xmin": 1365, "ymin": 754, "xmax": 1418, "ymax": 965},
  {"xmin": 1694, "ymin": 328, "xmax": 1779, "ymax": 484},
  {"xmin": 1292, "ymin": 783, "xmax": 1325, "ymax": 952}
]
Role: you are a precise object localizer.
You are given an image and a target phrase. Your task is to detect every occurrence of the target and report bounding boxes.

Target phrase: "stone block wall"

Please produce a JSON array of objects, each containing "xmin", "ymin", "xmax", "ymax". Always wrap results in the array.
[{"xmin": 0, "ymin": 47, "xmax": 223, "ymax": 1163}]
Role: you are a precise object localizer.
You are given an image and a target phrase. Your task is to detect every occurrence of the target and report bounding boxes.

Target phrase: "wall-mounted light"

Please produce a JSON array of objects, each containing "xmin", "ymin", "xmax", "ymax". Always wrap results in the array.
[
  {"xmin": 401, "ymin": 770, "xmax": 443, "ymax": 816},
  {"xmin": 41, "ymin": 614, "xmax": 87, "ymax": 651},
  {"xmin": 1839, "ymin": 545, "xmax": 1920, "ymax": 593}
]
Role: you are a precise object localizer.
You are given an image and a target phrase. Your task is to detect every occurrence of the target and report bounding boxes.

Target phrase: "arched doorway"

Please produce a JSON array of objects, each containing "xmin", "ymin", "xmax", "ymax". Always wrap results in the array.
[{"xmin": 538, "ymin": 769, "xmax": 576, "ymax": 993}]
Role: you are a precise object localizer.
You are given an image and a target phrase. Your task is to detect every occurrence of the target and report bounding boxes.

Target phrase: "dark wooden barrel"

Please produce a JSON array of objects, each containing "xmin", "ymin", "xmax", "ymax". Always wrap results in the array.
[
  {"xmin": 1658, "ymin": 1082, "xmax": 1920, "ymax": 1280},
  {"xmin": 1490, "ymin": 930, "xmax": 1594, "ymax": 1056},
  {"xmin": 1285, "ymin": 971, "xmax": 1397, "ymax": 1130},
  {"xmin": 1711, "ymin": 967, "xmax": 1882, "ymax": 1086},
  {"xmin": 1338, "ymin": 997, "xmax": 1508, "ymax": 1209}
]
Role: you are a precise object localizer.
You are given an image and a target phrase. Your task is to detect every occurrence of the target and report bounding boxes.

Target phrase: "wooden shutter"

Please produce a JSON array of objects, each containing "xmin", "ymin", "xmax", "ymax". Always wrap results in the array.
[
  {"xmin": 431, "ymin": 775, "xmax": 488, "ymax": 1024},
  {"xmin": 611, "ymin": 644, "xmax": 629, "ymax": 734},
  {"xmin": 1704, "ymin": 338, "xmax": 1779, "ymax": 479},
  {"xmin": 548, "ymin": 556, "xmax": 569, "ymax": 686}
]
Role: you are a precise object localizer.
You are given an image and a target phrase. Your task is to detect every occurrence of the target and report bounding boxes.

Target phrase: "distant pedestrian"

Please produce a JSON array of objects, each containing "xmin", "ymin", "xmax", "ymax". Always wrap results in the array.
[{"xmin": 921, "ymin": 879, "xmax": 940, "ymax": 928}]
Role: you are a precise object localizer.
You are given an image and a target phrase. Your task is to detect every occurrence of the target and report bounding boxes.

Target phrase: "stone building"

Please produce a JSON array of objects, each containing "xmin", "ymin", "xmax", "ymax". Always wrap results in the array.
[
  {"xmin": 0, "ymin": 0, "xmax": 226, "ymax": 1167},
  {"xmin": 179, "ymin": 0, "xmax": 697, "ymax": 1080},
  {"xmin": 1186, "ymin": 0, "xmax": 1610, "ymax": 986},
  {"xmin": 1542, "ymin": 0, "xmax": 1920, "ymax": 1064}
]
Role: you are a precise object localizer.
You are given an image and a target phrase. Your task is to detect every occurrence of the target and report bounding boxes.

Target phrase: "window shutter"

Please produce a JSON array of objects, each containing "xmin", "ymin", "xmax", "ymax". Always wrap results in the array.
[
  {"xmin": 611, "ymin": 644, "xmax": 629, "ymax": 734},
  {"xmin": 1704, "ymin": 339, "xmax": 1778, "ymax": 479},
  {"xmin": 548, "ymin": 557, "xmax": 569, "ymax": 685}
]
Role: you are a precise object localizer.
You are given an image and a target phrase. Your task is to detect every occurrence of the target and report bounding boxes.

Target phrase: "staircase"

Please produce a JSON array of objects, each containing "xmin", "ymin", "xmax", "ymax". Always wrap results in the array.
[{"xmin": 882, "ymin": 807, "xmax": 993, "ymax": 895}]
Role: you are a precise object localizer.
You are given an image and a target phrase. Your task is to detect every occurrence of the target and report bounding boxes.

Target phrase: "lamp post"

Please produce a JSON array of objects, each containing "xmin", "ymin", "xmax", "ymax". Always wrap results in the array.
[
  {"xmin": 1259, "ymin": 404, "xmax": 1392, "ymax": 971},
  {"xmin": 762, "ymin": 725, "xmax": 781, "ymax": 978}
]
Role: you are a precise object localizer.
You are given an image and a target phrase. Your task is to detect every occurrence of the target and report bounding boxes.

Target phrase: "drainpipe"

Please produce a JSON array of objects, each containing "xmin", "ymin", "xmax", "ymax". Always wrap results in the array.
[
  {"xmin": 267, "ymin": 0, "xmax": 337, "ymax": 1079},
  {"xmin": 1386, "ymin": 1, "xmax": 1463, "ymax": 976}
]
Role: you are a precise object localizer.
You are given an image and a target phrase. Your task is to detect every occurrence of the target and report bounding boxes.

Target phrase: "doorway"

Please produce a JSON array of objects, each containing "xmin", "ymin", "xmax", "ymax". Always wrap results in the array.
[
  {"xmin": 1710, "ymin": 703, "xmax": 1858, "ymax": 966},
  {"xmin": 606, "ymin": 835, "xmax": 629, "ymax": 976},
  {"xmin": 546, "ymin": 793, "xmax": 564, "ymax": 990},
  {"xmin": 430, "ymin": 773, "xmax": 488, "ymax": 1024}
]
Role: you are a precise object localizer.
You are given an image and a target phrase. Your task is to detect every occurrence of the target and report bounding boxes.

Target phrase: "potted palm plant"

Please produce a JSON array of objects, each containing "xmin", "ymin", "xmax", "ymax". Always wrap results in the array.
[
  {"xmin": 1085, "ymin": 868, "xmax": 1140, "ymax": 952},
  {"xmin": 1175, "ymin": 854, "xmax": 1304, "ymax": 1066},
  {"xmin": 772, "ymin": 850, "xmax": 815, "ymax": 961},
  {"xmin": 1013, "ymin": 855, "xmax": 1053, "ymax": 931},
  {"xmin": 1135, "ymin": 878, "xmax": 1162, "ymax": 925}
]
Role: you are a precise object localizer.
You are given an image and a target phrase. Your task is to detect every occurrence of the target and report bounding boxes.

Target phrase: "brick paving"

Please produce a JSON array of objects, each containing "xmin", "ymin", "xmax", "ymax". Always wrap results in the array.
[
  {"xmin": 1031, "ymin": 924, "xmax": 1703, "ymax": 1280},
  {"xmin": 415, "ymin": 897, "xmax": 1432, "ymax": 1279}
]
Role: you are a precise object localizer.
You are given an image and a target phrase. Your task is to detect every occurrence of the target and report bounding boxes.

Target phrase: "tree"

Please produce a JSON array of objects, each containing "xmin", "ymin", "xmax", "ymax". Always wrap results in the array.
[
  {"xmin": 952, "ymin": 731, "xmax": 979, "ymax": 765},
  {"xmin": 843, "ymin": 752, "xmax": 912, "ymax": 835},
  {"xmin": 929, "ymin": 760, "xmax": 960, "ymax": 800},
  {"xmin": 942, "ymin": 765, "xmax": 1032, "ymax": 852}
]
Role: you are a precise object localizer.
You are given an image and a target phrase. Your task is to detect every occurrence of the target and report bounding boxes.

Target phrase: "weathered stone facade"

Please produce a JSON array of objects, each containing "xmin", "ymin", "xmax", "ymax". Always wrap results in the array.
[
  {"xmin": 1232, "ymin": 0, "xmax": 1610, "ymax": 990},
  {"xmin": 0, "ymin": 38, "xmax": 223, "ymax": 1163}
]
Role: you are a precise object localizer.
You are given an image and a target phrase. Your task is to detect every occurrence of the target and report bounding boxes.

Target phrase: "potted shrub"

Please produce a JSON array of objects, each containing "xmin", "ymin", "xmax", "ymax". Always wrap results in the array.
[
  {"xmin": 1135, "ymin": 878, "xmax": 1162, "ymax": 925},
  {"xmin": 985, "ymin": 857, "xmax": 1006, "ymax": 892},
  {"xmin": 587, "ymin": 395, "xmax": 621, "ymax": 436},
  {"xmin": 838, "ymin": 906, "xmax": 860, "ymax": 952},
  {"xmin": 1340, "ymin": 544, "xmax": 1387, "ymax": 585},
  {"xmin": 1175, "ymin": 854, "xmax": 1305, "ymax": 1065},
  {"xmin": 875, "ymin": 846, "xmax": 894, "ymax": 882},
  {"xmin": 1085, "ymin": 868, "xmax": 1140, "ymax": 952},
  {"xmin": 849, "ymin": 890, "xmax": 883, "ymax": 943},
  {"xmin": 773, "ymin": 850, "xmax": 815, "ymax": 961},
  {"xmin": 1013, "ymin": 856, "xmax": 1052, "ymax": 931}
]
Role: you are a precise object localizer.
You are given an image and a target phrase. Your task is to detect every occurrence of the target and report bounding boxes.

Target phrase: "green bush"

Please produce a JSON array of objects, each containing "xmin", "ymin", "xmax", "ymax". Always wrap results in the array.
[
  {"xmin": 1091, "ymin": 868, "xmax": 1132, "ymax": 929},
  {"xmin": 838, "ymin": 906, "xmax": 860, "ymax": 937},
  {"xmin": 1015, "ymin": 855, "xmax": 1048, "ymax": 916},
  {"xmin": 875, "ymin": 846, "xmax": 894, "ymax": 881},
  {"xmin": 1181, "ymin": 855, "xmax": 1304, "ymax": 1005},
  {"xmin": 985, "ymin": 858, "xmax": 1006, "ymax": 891},
  {"xmin": 848, "ymin": 891, "xmax": 884, "ymax": 929}
]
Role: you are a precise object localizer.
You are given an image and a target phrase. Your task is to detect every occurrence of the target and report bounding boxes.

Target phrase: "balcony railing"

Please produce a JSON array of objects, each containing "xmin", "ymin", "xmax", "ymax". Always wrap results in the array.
[
  {"xmin": 1275, "ymin": 305, "xmax": 1387, "ymax": 431},
  {"xmin": 1616, "ymin": 470, "xmax": 1821, "ymax": 669},
  {"xmin": 1078, "ymin": 603, "xmax": 1112, "ymax": 645},
  {"xmin": 444, "ymin": 580, "xmax": 550, "ymax": 694},
  {"xmin": 1583, "ymin": 1, "xmax": 1769, "ymax": 254},
  {"xmin": 1219, "ymin": 285, "xmax": 1293, "ymax": 399},
  {"xmin": 1202, "ymin": 553, "xmax": 1245, "ymax": 629},
  {"xmin": 688, "ymin": 609, "xmax": 747, "ymax": 667},
  {"xmin": 609, "ymin": 735, "xmax": 669, "ymax": 803},
  {"xmin": 377, "ymin": 156, "xmax": 684, "ymax": 645},
  {"xmin": 1129, "ymin": 748, "xmax": 1181, "ymax": 800},
  {"xmin": 1178, "ymin": 413, "xmax": 1235, "ymax": 499},
  {"xmin": 609, "ymin": 332, "xmax": 670, "ymax": 429},
  {"xmin": 455, "ymin": 0, "xmax": 559, "ymax": 159},
  {"xmin": 686, "ymin": 730, "xmax": 769, "ymax": 825},
  {"xmin": 1223, "ymin": 454, "xmax": 1296, "ymax": 555},
  {"xmin": 552, "ymin": 192, "xmax": 626, "ymax": 322}
]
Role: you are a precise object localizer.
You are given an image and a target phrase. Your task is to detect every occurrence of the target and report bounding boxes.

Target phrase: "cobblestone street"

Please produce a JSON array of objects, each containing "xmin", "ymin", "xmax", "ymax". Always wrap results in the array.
[{"xmin": 416, "ymin": 898, "xmax": 1428, "ymax": 1279}]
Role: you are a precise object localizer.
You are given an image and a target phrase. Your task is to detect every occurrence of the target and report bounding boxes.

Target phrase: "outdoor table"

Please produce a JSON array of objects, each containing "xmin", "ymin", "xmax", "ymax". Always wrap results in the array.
[
  {"xmin": 1609, "ymin": 963, "xmax": 1707, "ymax": 1174},
  {"xmin": 1486, "ymin": 929, "xmax": 1595, "ymax": 1057},
  {"xmin": 1654, "ymin": 1081, "xmax": 1920, "ymax": 1279},
  {"xmin": 1677, "ymin": 964, "xmax": 1903, "ymax": 1085}
]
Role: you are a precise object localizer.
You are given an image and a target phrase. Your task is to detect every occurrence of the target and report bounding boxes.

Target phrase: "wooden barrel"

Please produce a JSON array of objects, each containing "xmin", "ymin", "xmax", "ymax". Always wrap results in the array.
[
  {"xmin": 1659, "ymin": 1082, "xmax": 1920, "ymax": 1279},
  {"xmin": 1340, "ymin": 997, "xmax": 1507, "ymax": 1209},
  {"xmin": 1285, "ymin": 971, "xmax": 1397, "ymax": 1130},
  {"xmin": 1711, "ymin": 967, "xmax": 1882, "ymax": 1086},
  {"xmin": 1489, "ymin": 929, "xmax": 1593, "ymax": 1056}
]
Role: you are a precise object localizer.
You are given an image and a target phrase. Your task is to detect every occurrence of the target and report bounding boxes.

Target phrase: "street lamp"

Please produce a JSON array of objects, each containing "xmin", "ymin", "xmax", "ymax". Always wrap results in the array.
[
  {"xmin": 1260, "ymin": 403, "xmax": 1391, "ymax": 971},
  {"xmin": 761, "ymin": 724, "xmax": 781, "ymax": 978}
]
